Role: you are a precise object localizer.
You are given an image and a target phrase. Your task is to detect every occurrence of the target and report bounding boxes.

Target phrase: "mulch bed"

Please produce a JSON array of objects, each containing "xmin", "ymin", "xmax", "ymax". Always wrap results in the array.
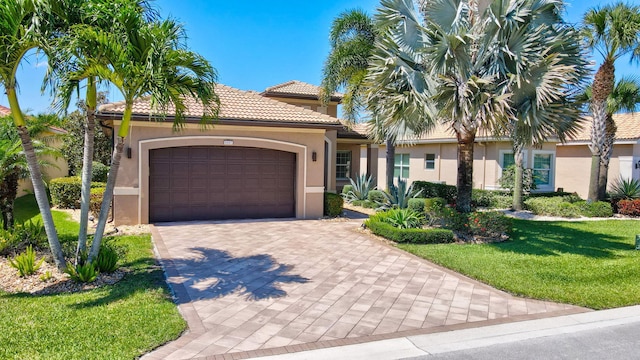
[{"xmin": 0, "ymin": 256, "xmax": 126, "ymax": 296}]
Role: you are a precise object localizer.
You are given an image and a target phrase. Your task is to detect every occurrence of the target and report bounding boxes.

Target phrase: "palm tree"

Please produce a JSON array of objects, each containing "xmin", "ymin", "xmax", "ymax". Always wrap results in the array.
[
  {"xmin": 0, "ymin": 115, "xmax": 60, "ymax": 229},
  {"xmin": 60, "ymin": 14, "xmax": 219, "ymax": 262},
  {"xmin": 320, "ymin": 9, "xmax": 404, "ymax": 191},
  {"xmin": 582, "ymin": 3, "xmax": 640, "ymax": 202},
  {"xmin": 0, "ymin": 0, "xmax": 66, "ymax": 268},
  {"xmin": 47, "ymin": 0, "xmax": 155, "ymax": 261},
  {"xmin": 366, "ymin": 0, "xmax": 587, "ymax": 213},
  {"xmin": 579, "ymin": 77, "xmax": 640, "ymax": 199}
]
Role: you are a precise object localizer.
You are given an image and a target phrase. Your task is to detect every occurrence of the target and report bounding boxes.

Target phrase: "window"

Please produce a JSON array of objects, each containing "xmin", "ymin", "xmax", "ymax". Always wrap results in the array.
[
  {"xmin": 533, "ymin": 152, "xmax": 553, "ymax": 186},
  {"xmin": 425, "ymin": 154, "xmax": 436, "ymax": 170},
  {"xmin": 336, "ymin": 151, "xmax": 351, "ymax": 179},
  {"xmin": 394, "ymin": 154, "xmax": 410, "ymax": 179},
  {"xmin": 499, "ymin": 150, "xmax": 527, "ymax": 174}
]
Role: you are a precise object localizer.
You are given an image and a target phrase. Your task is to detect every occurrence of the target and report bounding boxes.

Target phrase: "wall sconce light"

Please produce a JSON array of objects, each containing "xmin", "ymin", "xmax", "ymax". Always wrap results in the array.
[
  {"xmin": 636, "ymin": 160, "xmax": 640, "ymax": 169},
  {"xmin": 126, "ymin": 146, "xmax": 132, "ymax": 159},
  {"xmin": 312, "ymin": 151, "xmax": 317, "ymax": 162}
]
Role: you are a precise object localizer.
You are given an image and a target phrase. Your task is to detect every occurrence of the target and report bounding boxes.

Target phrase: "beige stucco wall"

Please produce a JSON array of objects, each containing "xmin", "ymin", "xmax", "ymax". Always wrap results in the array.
[
  {"xmin": 556, "ymin": 143, "xmax": 639, "ymax": 199},
  {"xmin": 111, "ymin": 121, "xmax": 329, "ymax": 225},
  {"xmin": 376, "ymin": 141, "xmax": 557, "ymax": 192},
  {"xmin": 17, "ymin": 137, "xmax": 69, "ymax": 197}
]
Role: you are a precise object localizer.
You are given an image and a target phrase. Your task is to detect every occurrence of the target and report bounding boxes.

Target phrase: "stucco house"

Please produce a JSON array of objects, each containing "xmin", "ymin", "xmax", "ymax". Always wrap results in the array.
[{"xmin": 97, "ymin": 81, "xmax": 358, "ymax": 225}]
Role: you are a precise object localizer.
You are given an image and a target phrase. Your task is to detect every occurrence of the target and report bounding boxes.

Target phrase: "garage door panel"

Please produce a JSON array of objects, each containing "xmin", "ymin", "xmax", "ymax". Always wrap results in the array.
[{"xmin": 150, "ymin": 146, "xmax": 295, "ymax": 222}]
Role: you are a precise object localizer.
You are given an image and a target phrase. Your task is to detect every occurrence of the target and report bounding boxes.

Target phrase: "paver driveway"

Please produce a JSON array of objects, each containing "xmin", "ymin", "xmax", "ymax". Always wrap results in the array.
[{"xmin": 144, "ymin": 219, "xmax": 586, "ymax": 360}]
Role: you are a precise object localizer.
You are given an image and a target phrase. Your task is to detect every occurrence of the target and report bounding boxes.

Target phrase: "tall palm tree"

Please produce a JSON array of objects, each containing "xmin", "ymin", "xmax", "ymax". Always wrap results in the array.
[
  {"xmin": 61, "ymin": 14, "xmax": 219, "ymax": 262},
  {"xmin": 320, "ymin": 9, "xmax": 404, "ymax": 191},
  {"xmin": 47, "ymin": 0, "xmax": 155, "ymax": 261},
  {"xmin": 582, "ymin": 3, "xmax": 640, "ymax": 202},
  {"xmin": 367, "ymin": 0, "xmax": 587, "ymax": 213},
  {"xmin": 579, "ymin": 77, "xmax": 640, "ymax": 198},
  {"xmin": 0, "ymin": 115, "xmax": 60, "ymax": 229},
  {"xmin": 0, "ymin": 0, "xmax": 66, "ymax": 268}
]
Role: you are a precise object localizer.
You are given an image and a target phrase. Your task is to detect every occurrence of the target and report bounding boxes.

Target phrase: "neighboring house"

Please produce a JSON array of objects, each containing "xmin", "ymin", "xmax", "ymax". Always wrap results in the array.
[
  {"xmin": 0, "ymin": 104, "xmax": 69, "ymax": 197},
  {"xmin": 556, "ymin": 112, "xmax": 640, "ymax": 198},
  {"xmin": 364, "ymin": 113, "xmax": 640, "ymax": 200},
  {"xmin": 97, "ymin": 82, "xmax": 351, "ymax": 225}
]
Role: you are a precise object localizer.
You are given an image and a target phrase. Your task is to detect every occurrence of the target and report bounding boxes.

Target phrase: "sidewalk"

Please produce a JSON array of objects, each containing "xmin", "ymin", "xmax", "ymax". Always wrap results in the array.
[{"xmin": 250, "ymin": 305, "xmax": 640, "ymax": 359}]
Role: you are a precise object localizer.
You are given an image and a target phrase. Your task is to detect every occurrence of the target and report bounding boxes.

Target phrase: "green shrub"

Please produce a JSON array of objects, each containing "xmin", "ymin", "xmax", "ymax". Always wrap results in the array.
[
  {"xmin": 424, "ymin": 197, "xmax": 447, "ymax": 226},
  {"xmin": 341, "ymin": 185, "xmax": 353, "ymax": 195},
  {"xmin": 9, "ymin": 220, "xmax": 47, "ymax": 250},
  {"xmin": 411, "ymin": 181, "xmax": 457, "ymax": 204},
  {"xmin": 324, "ymin": 192, "xmax": 344, "ymax": 217},
  {"xmin": 351, "ymin": 200, "xmax": 377, "ymax": 208},
  {"xmin": 50, "ymin": 176, "xmax": 107, "ymax": 209},
  {"xmin": 9, "ymin": 245, "xmax": 45, "ymax": 277},
  {"xmin": 380, "ymin": 208, "xmax": 424, "ymax": 229},
  {"xmin": 498, "ymin": 165, "xmax": 536, "ymax": 194},
  {"xmin": 90, "ymin": 187, "xmax": 106, "ymax": 217},
  {"xmin": 91, "ymin": 162, "xmax": 110, "ymax": 182},
  {"xmin": 93, "ymin": 244, "xmax": 119, "ymax": 273},
  {"xmin": 580, "ymin": 201, "xmax": 613, "ymax": 218},
  {"xmin": 408, "ymin": 198, "xmax": 426, "ymax": 214},
  {"xmin": 524, "ymin": 197, "xmax": 581, "ymax": 217},
  {"xmin": 467, "ymin": 211, "xmax": 512, "ymax": 238},
  {"xmin": 65, "ymin": 262, "xmax": 98, "ymax": 283},
  {"xmin": 617, "ymin": 199, "xmax": 640, "ymax": 216},
  {"xmin": 368, "ymin": 190, "xmax": 386, "ymax": 203},
  {"xmin": 366, "ymin": 215, "xmax": 454, "ymax": 244}
]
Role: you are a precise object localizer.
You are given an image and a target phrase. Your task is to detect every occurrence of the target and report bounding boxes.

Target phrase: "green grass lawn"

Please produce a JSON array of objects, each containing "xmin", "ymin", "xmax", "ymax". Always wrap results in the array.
[
  {"xmin": 398, "ymin": 219, "xmax": 640, "ymax": 310},
  {"xmin": 0, "ymin": 195, "xmax": 185, "ymax": 360}
]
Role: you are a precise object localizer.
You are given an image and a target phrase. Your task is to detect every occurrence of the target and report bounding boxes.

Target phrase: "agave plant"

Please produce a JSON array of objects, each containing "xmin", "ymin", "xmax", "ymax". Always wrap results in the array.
[
  {"xmin": 377, "ymin": 177, "xmax": 422, "ymax": 210},
  {"xmin": 609, "ymin": 177, "xmax": 640, "ymax": 201},
  {"xmin": 343, "ymin": 174, "xmax": 375, "ymax": 202},
  {"xmin": 382, "ymin": 208, "xmax": 424, "ymax": 229}
]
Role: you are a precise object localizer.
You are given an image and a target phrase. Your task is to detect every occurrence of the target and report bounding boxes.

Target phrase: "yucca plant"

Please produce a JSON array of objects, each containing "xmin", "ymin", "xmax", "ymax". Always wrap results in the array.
[
  {"xmin": 377, "ymin": 177, "xmax": 422, "ymax": 210},
  {"xmin": 9, "ymin": 245, "xmax": 45, "ymax": 277},
  {"xmin": 343, "ymin": 174, "xmax": 375, "ymax": 202},
  {"xmin": 609, "ymin": 177, "xmax": 640, "ymax": 201},
  {"xmin": 382, "ymin": 208, "xmax": 424, "ymax": 229}
]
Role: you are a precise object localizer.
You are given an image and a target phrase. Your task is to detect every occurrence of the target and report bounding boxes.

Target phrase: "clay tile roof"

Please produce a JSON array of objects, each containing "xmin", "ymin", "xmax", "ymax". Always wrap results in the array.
[
  {"xmin": 0, "ymin": 105, "xmax": 11, "ymax": 116},
  {"xmin": 262, "ymin": 80, "xmax": 343, "ymax": 100},
  {"xmin": 98, "ymin": 83, "xmax": 342, "ymax": 126},
  {"xmin": 567, "ymin": 112, "xmax": 640, "ymax": 142}
]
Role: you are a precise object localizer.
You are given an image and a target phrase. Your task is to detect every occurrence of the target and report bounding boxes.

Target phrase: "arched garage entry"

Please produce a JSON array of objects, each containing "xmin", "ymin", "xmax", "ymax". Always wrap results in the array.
[{"xmin": 148, "ymin": 145, "xmax": 296, "ymax": 222}]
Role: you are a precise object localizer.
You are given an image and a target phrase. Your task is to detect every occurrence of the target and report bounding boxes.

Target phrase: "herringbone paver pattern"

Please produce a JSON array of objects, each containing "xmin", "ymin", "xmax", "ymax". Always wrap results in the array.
[{"xmin": 143, "ymin": 219, "xmax": 584, "ymax": 360}]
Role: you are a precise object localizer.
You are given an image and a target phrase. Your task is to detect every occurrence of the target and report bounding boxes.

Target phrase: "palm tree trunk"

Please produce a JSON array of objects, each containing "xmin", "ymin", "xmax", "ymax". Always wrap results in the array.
[
  {"xmin": 88, "ymin": 136, "xmax": 124, "ymax": 262},
  {"xmin": 7, "ymin": 88, "xmax": 66, "ymax": 270},
  {"xmin": 456, "ymin": 130, "xmax": 475, "ymax": 213},
  {"xmin": 598, "ymin": 115, "xmax": 617, "ymax": 200},
  {"xmin": 76, "ymin": 79, "xmax": 97, "ymax": 261},
  {"xmin": 385, "ymin": 136, "xmax": 395, "ymax": 191},
  {"xmin": 512, "ymin": 144, "xmax": 524, "ymax": 211},
  {"xmin": 588, "ymin": 59, "xmax": 615, "ymax": 202},
  {"xmin": 17, "ymin": 126, "xmax": 66, "ymax": 269}
]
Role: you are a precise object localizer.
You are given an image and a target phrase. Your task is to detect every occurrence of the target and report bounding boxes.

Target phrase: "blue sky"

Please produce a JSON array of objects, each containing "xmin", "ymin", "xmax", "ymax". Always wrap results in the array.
[{"xmin": 4, "ymin": 0, "xmax": 640, "ymax": 115}]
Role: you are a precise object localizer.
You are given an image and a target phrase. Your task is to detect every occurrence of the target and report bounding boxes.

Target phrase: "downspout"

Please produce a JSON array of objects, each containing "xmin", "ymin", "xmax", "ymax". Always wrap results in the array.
[{"xmin": 99, "ymin": 119, "xmax": 115, "ymax": 223}]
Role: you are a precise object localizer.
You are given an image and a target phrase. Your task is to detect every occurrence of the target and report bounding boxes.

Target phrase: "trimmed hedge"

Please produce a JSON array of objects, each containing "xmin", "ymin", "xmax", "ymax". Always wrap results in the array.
[
  {"xmin": 411, "ymin": 181, "xmax": 457, "ymax": 204},
  {"xmin": 524, "ymin": 197, "xmax": 613, "ymax": 218},
  {"xmin": 50, "ymin": 176, "xmax": 106, "ymax": 209},
  {"xmin": 341, "ymin": 185, "xmax": 353, "ymax": 195},
  {"xmin": 352, "ymin": 199, "xmax": 378, "ymax": 209},
  {"xmin": 365, "ymin": 216, "xmax": 454, "ymax": 244},
  {"xmin": 324, "ymin": 192, "xmax": 344, "ymax": 217},
  {"xmin": 90, "ymin": 187, "xmax": 106, "ymax": 217}
]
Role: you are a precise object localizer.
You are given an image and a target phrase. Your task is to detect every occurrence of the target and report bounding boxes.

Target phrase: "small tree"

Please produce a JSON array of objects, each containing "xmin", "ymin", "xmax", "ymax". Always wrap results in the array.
[{"xmin": 499, "ymin": 165, "xmax": 536, "ymax": 195}]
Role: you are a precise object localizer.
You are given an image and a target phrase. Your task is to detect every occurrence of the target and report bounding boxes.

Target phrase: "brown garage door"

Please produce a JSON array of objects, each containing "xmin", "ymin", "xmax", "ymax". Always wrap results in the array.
[{"xmin": 149, "ymin": 146, "xmax": 296, "ymax": 222}]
